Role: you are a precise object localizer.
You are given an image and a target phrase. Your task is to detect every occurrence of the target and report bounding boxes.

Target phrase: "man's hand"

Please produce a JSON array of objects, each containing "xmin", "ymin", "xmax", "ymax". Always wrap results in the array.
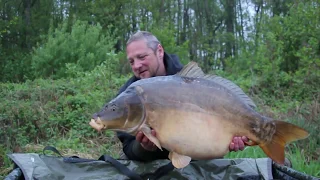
[
  {"xmin": 229, "ymin": 136, "xmax": 248, "ymax": 152},
  {"xmin": 136, "ymin": 131, "xmax": 248, "ymax": 152},
  {"xmin": 136, "ymin": 130, "xmax": 157, "ymax": 151}
]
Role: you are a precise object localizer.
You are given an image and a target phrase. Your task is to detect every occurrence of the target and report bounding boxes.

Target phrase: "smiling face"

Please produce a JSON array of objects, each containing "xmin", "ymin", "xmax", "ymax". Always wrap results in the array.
[{"xmin": 126, "ymin": 39, "xmax": 165, "ymax": 79}]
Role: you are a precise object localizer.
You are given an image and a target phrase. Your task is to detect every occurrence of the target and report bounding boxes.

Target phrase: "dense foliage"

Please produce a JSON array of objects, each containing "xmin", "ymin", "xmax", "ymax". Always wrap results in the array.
[
  {"xmin": 31, "ymin": 20, "xmax": 118, "ymax": 79},
  {"xmin": 0, "ymin": 0, "xmax": 319, "ymax": 178},
  {"xmin": 0, "ymin": 53, "xmax": 128, "ymax": 147}
]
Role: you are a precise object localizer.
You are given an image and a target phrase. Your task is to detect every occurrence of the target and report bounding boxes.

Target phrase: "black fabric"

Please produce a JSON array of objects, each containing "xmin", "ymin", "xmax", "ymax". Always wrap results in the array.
[
  {"xmin": 99, "ymin": 155, "xmax": 175, "ymax": 180},
  {"xmin": 43, "ymin": 146, "xmax": 97, "ymax": 163},
  {"xmin": 4, "ymin": 167, "xmax": 23, "ymax": 180},
  {"xmin": 39, "ymin": 146, "xmax": 174, "ymax": 180},
  {"xmin": 5, "ymin": 151, "xmax": 319, "ymax": 180},
  {"xmin": 140, "ymin": 162, "xmax": 175, "ymax": 180},
  {"xmin": 43, "ymin": 146, "xmax": 96, "ymax": 164},
  {"xmin": 271, "ymin": 163, "xmax": 314, "ymax": 180},
  {"xmin": 63, "ymin": 156, "xmax": 99, "ymax": 163},
  {"xmin": 43, "ymin": 145, "xmax": 63, "ymax": 157},
  {"xmin": 115, "ymin": 52, "xmax": 184, "ymax": 162},
  {"xmin": 99, "ymin": 155, "xmax": 143, "ymax": 180}
]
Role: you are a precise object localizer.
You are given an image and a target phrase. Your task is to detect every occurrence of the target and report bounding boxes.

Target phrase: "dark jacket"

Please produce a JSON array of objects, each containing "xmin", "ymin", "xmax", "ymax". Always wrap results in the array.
[{"xmin": 116, "ymin": 52, "xmax": 183, "ymax": 162}]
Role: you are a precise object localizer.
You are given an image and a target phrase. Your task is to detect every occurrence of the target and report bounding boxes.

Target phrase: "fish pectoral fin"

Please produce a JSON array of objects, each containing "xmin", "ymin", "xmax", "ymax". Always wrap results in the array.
[
  {"xmin": 140, "ymin": 125, "xmax": 162, "ymax": 151},
  {"xmin": 169, "ymin": 152, "xmax": 191, "ymax": 169}
]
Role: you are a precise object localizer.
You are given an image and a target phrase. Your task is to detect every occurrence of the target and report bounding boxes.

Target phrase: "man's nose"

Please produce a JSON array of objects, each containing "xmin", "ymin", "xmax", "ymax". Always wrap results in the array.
[{"xmin": 132, "ymin": 61, "xmax": 142, "ymax": 70}]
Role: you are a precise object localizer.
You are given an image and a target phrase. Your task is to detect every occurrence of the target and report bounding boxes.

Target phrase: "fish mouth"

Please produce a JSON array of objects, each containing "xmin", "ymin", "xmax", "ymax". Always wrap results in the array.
[
  {"xmin": 89, "ymin": 91, "xmax": 147, "ymax": 135},
  {"xmin": 89, "ymin": 116, "xmax": 141, "ymax": 134},
  {"xmin": 89, "ymin": 117, "xmax": 106, "ymax": 131}
]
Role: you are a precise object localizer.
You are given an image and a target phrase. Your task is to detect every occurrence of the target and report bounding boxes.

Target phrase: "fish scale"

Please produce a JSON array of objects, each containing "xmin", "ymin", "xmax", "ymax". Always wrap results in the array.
[{"xmin": 90, "ymin": 61, "xmax": 310, "ymax": 169}]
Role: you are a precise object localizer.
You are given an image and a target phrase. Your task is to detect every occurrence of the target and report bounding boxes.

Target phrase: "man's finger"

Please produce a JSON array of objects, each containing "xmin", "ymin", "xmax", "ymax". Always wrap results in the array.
[
  {"xmin": 242, "ymin": 136, "xmax": 249, "ymax": 142},
  {"xmin": 238, "ymin": 137, "xmax": 245, "ymax": 150},
  {"xmin": 229, "ymin": 142, "xmax": 234, "ymax": 150},
  {"xmin": 142, "ymin": 136, "xmax": 149, "ymax": 144},
  {"xmin": 136, "ymin": 131, "xmax": 143, "ymax": 142},
  {"xmin": 234, "ymin": 137, "xmax": 240, "ymax": 151},
  {"xmin": 147, "ymin": 140, "xmax": 154, "ymax": 148},
  {"xmin": 151, "ymin": 130, "xmax": 156, "ymax": 136}
]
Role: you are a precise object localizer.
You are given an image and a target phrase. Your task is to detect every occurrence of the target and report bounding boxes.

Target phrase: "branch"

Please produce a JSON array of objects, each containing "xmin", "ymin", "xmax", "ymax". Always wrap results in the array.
[{"xmin": 213, "ymin": 19, "xmax": 223, "ymax": 34}]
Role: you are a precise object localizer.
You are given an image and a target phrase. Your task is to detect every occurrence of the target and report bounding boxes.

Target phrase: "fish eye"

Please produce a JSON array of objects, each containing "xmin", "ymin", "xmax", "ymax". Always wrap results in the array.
[{"xmin": 109, "ymin": 104, "xmax": 117, "ymax": 111}]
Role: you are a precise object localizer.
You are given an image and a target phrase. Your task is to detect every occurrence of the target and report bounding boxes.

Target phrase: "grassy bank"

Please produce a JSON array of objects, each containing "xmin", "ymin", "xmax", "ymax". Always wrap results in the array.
[{"xmin": 0, "ymin": 73, "xmax": 319, "ymax": 178}]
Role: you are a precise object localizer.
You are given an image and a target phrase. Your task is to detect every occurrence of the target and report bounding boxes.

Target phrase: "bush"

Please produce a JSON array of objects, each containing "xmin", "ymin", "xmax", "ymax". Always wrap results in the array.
[
  {"xmin": 31, "ymin": 20, "xmax": 118, "ymax": 79},
  {"xmin": 223, "ymin": 2, "xmax": 319, "ymax": 104},
  {"xmin": 0, "ymin": 55, "xmax": 130, "ymax": 151}
]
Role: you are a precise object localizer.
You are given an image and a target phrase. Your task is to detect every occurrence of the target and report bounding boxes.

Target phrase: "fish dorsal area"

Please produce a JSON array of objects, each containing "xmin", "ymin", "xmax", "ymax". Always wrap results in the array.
[{"xmin": 177, "ymin": 61, "xmax": 257, "ymax": 110}]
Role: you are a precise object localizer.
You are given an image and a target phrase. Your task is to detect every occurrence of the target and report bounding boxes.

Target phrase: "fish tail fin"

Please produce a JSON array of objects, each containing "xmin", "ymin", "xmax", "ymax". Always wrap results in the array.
[{"xmin": 259, "ymin": 120, "xmax": 309, "ymax": 165}]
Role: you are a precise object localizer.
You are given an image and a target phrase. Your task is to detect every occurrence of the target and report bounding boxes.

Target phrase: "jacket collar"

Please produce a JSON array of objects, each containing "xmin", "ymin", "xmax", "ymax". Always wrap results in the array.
[{"xmin": 163, "ymin": 52, "xmax": 183, "ymax": 76}]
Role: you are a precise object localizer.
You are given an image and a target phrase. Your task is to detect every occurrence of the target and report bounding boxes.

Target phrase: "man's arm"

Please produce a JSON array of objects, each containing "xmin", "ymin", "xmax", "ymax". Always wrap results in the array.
[{"xmin": 117, "ymin": 131, "xmax": 169, "ymax": 161}]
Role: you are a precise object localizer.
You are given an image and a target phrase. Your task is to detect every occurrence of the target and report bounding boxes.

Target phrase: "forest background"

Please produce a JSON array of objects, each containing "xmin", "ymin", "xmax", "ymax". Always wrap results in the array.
[{"xmin": 0, "ymin": 0, "xmax": 319, "ymax": 177}]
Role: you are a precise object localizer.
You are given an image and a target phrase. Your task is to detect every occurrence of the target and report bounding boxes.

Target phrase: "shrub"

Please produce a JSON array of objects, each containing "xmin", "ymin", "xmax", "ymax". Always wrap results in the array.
[
  {"xmin": 31, "ymin": 20, "xmax": 118, "ymax": 79},
  {"xmin": 0, "ymin": 54, "xmax": 130, "ymax": 151}
]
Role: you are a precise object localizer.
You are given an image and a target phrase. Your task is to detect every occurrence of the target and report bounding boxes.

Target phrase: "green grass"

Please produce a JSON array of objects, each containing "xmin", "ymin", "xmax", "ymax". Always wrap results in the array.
[
  {"xmin": 287, "ymin": 144, "xmax": 320, "ymax": 177},
  {"xmin": 0, "ymin": 76, "xmax": 319, "ymax": 178},
  {"xmin": 27, "ymin": 129, "xmax": 122, "ymax": 159},
  {"xmin": 226, "ymin": 146, "xmax": 266, "ymax": 159},
  {"xmin": 225, "ymin": 145, "xmax": 320, "ymax": 178}
]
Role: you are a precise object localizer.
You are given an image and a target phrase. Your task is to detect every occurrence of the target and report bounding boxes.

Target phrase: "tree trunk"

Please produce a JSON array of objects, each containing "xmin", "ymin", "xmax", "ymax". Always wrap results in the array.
[
  {"xmin": 237, "ymin": 0, "xmax": 244, "ymax": 46},
  {"xmin": 181, "ymin": 0, "xmax": 189, "ymax": 43},
  {"xmin": 225, "ymin": 0, "xmax": 235, "ymax": 59},
  {"xmin": 23, "ymin": 0, "xmax": 32, "ymax": 50}
]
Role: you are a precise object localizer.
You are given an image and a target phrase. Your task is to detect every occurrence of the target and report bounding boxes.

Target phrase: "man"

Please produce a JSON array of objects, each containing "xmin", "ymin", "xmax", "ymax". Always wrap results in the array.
[{"xmin": 116, "ymin": 31, "xmax": 248, "ymax": 161}]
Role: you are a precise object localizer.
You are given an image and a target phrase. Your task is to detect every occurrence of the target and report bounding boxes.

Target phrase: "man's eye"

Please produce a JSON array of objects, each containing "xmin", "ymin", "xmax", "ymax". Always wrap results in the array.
[{"xmin": 139, "ymin": 55, "xmax": 146, "ymax": 59}]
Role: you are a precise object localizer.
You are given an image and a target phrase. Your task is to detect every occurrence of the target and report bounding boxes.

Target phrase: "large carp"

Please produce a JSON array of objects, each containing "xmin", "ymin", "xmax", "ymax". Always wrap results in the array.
[{"xmin": 89, "ymin": 61, "xmax": 309, "ymax": 169}]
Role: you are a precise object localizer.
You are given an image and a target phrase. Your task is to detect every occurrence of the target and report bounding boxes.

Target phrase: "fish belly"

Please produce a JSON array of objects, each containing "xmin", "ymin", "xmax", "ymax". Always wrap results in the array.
[{"xmin": 149, "ymin": 109, "xmax": 237, "ymax": 160}]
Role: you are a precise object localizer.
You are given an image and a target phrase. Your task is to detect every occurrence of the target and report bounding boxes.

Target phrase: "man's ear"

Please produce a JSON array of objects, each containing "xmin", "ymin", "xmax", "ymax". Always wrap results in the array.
[{"xmin": 157, "ymin": 44, "xmax": 164, "ymax": 58}]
